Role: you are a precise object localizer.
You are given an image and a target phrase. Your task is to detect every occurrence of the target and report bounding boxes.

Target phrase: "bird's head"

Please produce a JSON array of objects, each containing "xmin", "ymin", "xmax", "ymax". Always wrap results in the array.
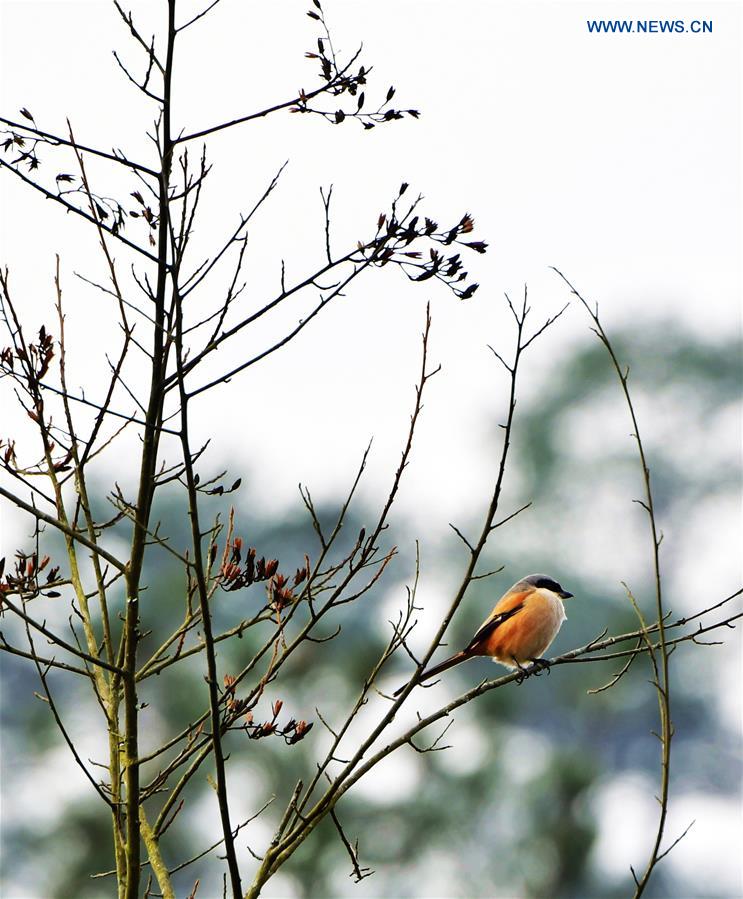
[{"xmin": 514, "ymin": 573, "xmax": 574, "ymax": 600}]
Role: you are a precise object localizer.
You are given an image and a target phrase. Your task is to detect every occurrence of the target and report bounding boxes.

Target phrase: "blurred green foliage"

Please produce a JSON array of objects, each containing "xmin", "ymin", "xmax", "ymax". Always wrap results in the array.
[{"xmin": 1, "ymin": 323, "xmax": 740, "ymax": 898}]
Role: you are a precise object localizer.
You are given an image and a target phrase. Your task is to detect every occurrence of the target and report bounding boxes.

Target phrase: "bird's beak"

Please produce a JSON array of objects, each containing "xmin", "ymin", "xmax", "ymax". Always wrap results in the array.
[{"xmin": 559, "ymin": 590, "xmax": 573, "ymax": 599}]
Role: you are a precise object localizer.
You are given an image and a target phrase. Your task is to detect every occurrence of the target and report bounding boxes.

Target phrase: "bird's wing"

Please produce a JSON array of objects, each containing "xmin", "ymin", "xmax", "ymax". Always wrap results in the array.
[{"xmin": 464, "ymin": 589, "xmax": 532, "ymax": 653}]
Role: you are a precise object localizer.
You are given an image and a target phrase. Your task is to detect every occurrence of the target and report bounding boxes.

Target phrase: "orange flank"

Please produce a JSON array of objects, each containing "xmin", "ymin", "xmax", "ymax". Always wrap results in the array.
[{"xmin": 480, "ymin": 590, "xmax": 566, "ymax": 667}]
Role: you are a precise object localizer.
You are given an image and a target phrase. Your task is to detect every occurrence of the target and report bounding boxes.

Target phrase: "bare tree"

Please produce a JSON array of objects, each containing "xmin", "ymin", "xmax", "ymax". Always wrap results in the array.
[{"xmin": 1, "ymin": 3, "xmax": 740, "ymax": 898}]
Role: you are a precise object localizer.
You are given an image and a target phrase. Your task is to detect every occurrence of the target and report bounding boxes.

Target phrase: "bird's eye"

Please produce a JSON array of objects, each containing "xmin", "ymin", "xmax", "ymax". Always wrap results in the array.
[{"xmin": 536, "ymin": 577, "xmax": 561, "ymax": 592}]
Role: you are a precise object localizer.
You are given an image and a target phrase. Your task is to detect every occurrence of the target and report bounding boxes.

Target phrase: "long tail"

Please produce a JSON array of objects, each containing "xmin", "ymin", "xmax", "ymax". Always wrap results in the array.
[{"xmin": 393, "ymin": 651, "xmax": 471, "ymax": 697}]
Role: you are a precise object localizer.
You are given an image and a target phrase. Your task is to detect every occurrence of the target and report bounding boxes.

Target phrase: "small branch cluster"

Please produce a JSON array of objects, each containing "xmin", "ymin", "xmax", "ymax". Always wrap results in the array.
[
  {"xmin": 223, "ymin": 689, "xmax": 314, "ymax": 746},
  {"xmin": 218, "ymin": 539, "xmax": 309, "ymax": 611},
  {"xmin": 218, "ymin": 539, "xmax": 280, "ymax": 592},
  {"xmin": 1, "ymin": 321, "xmax": 54, "ymax": 381},
  {"xmin": 297, "ymin": 1, "xmax": 419, "ymax": 129},
  {"xmin": 0, "ymin": 552, "xmax": 61, "ymax": 598},
  {"xmin": 360, "ymin": 188, "xmax": 486, "ymax": 299},
  {"xmin": 1, "ymin": 108, "xmax": 41, "ymax": 168}
]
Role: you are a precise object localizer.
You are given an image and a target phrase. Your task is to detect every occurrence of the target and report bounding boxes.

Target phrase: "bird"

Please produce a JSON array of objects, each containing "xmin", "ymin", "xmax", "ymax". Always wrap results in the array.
[{"xmin": 394, "ymin": 574, "xmax": 574, "ymax": 696}]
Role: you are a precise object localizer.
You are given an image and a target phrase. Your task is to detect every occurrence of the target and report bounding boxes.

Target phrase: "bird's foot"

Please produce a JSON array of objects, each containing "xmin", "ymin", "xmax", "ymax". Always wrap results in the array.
[
  {"xmin": 512, "ymin": 658, "xmax": 530, "ymax": 684},
  {"xmin": 512, "ymin": 657, "xmax": 551, "ymax": 684},
  {"xmin": 528, "ymin": 657, "xmax": 552, "ymax": 677}
]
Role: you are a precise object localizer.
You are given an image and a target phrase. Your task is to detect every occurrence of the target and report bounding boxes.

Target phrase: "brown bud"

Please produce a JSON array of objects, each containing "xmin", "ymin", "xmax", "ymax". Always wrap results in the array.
[
  {"xmin": 465, "ymin": 241, "xmax": 488, "ymax": 254},
  {"xmin": 288, "ymin": 720, "xmax": 314, "ymax": 744}
]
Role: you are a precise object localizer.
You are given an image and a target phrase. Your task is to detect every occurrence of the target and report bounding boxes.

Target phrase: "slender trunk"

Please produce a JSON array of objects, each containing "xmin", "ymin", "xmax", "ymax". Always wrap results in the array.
[{"xmin": 122, "ymin": 3, "xmax": 177, "ymax": 897}]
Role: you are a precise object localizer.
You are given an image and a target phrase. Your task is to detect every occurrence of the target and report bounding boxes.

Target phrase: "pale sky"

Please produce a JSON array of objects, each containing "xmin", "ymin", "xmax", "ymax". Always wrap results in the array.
[{"xmin": 1, "ymin": 1, "xmax": 740, "ymax": 516}]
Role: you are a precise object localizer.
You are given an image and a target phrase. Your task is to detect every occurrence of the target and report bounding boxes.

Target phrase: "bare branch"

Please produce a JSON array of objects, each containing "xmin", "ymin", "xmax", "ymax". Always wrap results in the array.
[
  {"xmin": 0, "ymin": 115, "xmax": 158, "ymax": 175},
  {"xmin": 0, "ymin": 158, "xmax": 159, "ymax": 262},
  {"xmin": 553, "ymin": 268, "xmax": 672, "ymax": 899},
  {"xmin": 0, "ymin": 484, "xmax": 126, "ymax": 573},
  {"xmin": 176, "ymin": 0, "xmax": 224, "ymax": 33}
]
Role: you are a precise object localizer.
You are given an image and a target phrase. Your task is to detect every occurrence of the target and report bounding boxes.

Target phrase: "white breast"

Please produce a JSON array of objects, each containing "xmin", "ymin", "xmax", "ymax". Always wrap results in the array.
[{"xmin": 535, "ymin": 587, "xmax": 567, "ymax": 647}]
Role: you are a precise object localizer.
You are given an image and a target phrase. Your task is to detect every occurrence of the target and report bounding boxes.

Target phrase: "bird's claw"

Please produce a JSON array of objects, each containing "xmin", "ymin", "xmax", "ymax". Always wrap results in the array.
[
  {"xmin": 513, "ymin": 658, "xmax": 529, "ymax": 684},
  {"xmin": 529, "ymin": 657, "xmax": 552, "ymax": 677},
  {"xmin": 513, "ymin": 657, "xmax": 551, "ymax": 684}
]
